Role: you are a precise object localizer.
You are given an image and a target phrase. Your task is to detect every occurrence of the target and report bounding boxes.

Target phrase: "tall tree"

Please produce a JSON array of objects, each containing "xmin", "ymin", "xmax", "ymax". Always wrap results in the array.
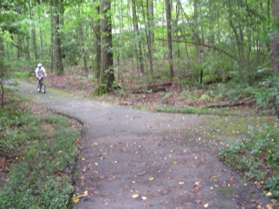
[
  {"xmin": 132, "ymin": 0, "xmax": 145, "ymax": 75},
  {"xmin": 28, "ymin": 0, "xmax": 38, "ymax": 62},
  {"xmin": 146, "ymin": 0, "xmax": 154, "ymax": 77},
  {"xmin": 52, "ymin": 0, "xmax": 64, "ymax": 75},
  {"xmin": 165, "ymin": 0, "xmax": 174, "ymax": 79},
  {"xmin": 98, "ymin": 0, "xmax": 114, "ymax": 93},
  {"xmin": 78, "ymin": 5, "xmax": 88, "ymax": 75},
  {"xmin": 0, "ymin": 35, "xmax": 5, "ymax": 107},
  {"xmin": 50, "ymin": 2, "xmax": 55, "ymax": 71},
  {"xmin": 93, "ymin": 1, "xmax": 101, "ymax": 79},
  {"xmin": 272, "ymin": 0, "xmax": 279, "ymax": 72},
  {"xmin": 193, "ymin": 0, "xmax": 204, "ymax": 84}
]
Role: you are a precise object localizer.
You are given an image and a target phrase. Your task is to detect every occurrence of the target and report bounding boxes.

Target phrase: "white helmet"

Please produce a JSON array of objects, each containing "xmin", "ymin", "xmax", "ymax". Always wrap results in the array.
[{"xmin": 37, "ymin": 63, "xmax": 43, "ymax": 67}]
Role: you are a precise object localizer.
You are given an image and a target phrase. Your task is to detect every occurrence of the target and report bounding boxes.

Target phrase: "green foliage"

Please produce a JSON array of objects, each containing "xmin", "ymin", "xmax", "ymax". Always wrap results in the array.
[
  {"xmin": 219, "ymin": 124, "xmax": 279, "ymax": 199},
  {"xmin": 0, "ymin": 93, "xmax": 80, "ymax": 209},
  {"xmin": 14, "ymin": 71, "xmax": 32, "ymax": 79}
]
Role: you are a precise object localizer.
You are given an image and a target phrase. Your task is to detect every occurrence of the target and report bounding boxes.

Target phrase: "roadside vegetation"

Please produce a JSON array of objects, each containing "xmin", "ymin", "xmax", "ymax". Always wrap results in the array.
[
  {"xmin": 220, "ymin": 124, "xmax": 279, "ymax": 202},
  {"xmin": 0, "ymin": 91, "xmax": 81, "ymax": 209}
]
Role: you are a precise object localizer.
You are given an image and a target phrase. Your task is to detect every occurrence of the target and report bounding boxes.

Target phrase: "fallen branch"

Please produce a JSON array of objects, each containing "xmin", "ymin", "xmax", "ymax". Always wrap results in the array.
[
  {"xmin": 132, "ymin": 82, "xmax": 172, "ymax": 94},
  {"xmin": 205, "ymin": 98, "xmax": 255, "ymax": 108}
]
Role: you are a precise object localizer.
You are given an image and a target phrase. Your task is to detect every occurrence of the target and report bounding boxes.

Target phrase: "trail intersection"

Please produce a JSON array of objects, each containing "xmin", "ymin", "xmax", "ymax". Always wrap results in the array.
[{"xmin": 19, "ymin": 82, "xmax": 268, "ymax": 209}]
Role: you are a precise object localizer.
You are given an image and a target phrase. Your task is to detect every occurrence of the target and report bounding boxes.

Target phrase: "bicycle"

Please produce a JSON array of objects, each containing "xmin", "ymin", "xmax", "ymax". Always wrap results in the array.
[{"xmin": 37, "ymin": 77, "xmax": 47, "ymax": 94}]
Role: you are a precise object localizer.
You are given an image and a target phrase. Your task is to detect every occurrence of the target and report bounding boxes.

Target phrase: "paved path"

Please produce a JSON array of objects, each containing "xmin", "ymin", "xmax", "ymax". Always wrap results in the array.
[{"xmin": 18, "ymin": 82, "xmax": 268, "ymax": 209}]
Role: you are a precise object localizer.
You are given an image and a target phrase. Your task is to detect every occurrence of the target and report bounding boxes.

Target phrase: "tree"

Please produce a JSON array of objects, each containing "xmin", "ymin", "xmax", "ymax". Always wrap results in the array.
[
  {"xmin": 0, "ymin": 35, "xmax": 6, "ymax": 107},
  {"xmin": 165, "ymin": 0, "xmax": 174, "ymax": 79},
  {"xmin": 97, "ymin": 0, "xmax": 114, "ymax": 94},
  {"xmin": 132, "ymin": 0, "xmax": 145, "ymax": 75},
  {"xmin": 93, "ymin": 1, "xmax": 101, "ymax": 79},
  {"xmin": 146, "ymin": 0, "xmax": 154, "ymax": 77},
  {"xmin": 272, "ymin": 0, "xmax": 279, "ymax": 72},
  {"xmin": 28, "ymin": 0, "xmax": 39, "ymax": 62},
  {"xmin": 51, "ymin": 0, "xmax": 64, "ymax": 75}
]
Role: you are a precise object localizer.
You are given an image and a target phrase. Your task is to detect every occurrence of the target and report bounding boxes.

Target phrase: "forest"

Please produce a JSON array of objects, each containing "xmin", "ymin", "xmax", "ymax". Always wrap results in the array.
[
  {"xmin": 0, "ymin": 0, "xmax": 278, "ymax": 93},
  {"xmin": 0, "ymin": 0, "xmax": 279, "ymax": 209}
]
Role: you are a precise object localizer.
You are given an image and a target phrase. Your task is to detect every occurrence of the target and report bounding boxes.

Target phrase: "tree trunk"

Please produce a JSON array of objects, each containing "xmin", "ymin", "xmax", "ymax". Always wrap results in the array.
[
  {"xmin": 93, "ymin": 3, "xmax": 101, "ymax": 79},
  {"xmin": 165, "ymin": 0, "xmax": 174, "ymax": 79},
  {"xmin": 272, "ymin": 0, "xmax": 279, "ymax": 72},
  {"xmin": 132, "ymin": 0, "xmax": 145, "ymax": 75},
  {"xmin": 16, "ymin": 34, "xmax": 24, "ymax": 59},
  {"xmin": 146, "ymin": 0, "xmax": 154, "ymax": 77},
  {"xmin": 78, "ymin": 7, "xmax": 88, "ymax": 76},
  {"xmin": 38, "ymin": 0, "xmax": 43, "ymax": 59},
  {"xmin": 50, "ymin": 3, "xmax": 55, "ymax": 72},
  {"xmin": 99, "ymin": 0, "xmax": 114, "ymax": 93},
  {"xmin": 52, "ymin": 0, "xmax": 64, "ymax": 75},
  {"xmin": 193, "ymin": 0, "xmax": 204, "ymax": 84},
  {"xmin": 31, "ymin": 27, "xmax": 38, "ymax": 62},
  {"xmin": 0, "ymin": 36, "xmax": 5, "ymax": 107},
  {"xmin": 28, "ymin": 0, "xmax": 38, "ymax": 62}
]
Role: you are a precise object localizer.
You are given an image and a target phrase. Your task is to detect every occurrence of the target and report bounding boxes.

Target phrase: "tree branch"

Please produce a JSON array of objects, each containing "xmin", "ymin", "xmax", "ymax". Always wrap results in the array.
[{"xmin": 158, "ymin": 38, "xmax": 238, "ymax": 61}]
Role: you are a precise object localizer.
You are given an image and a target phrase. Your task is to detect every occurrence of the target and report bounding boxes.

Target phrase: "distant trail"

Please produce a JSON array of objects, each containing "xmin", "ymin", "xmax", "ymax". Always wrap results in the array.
[{"xmin": 19, "ymin": 81, "xmax": 268, "ymax": 209}]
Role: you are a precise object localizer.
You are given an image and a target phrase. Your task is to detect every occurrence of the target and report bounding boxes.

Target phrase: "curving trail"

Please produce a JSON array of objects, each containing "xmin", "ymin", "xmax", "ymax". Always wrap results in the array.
[{"xmin": 19, "ymin": 82, "xmax": 268, "ymax": 209}]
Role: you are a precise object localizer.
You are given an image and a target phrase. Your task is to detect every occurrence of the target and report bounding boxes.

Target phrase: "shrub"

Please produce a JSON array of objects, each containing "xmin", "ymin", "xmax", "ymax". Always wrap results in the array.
[{"xmin": 219, "ymin": 124, "xmax": 279, "ymax": 199}]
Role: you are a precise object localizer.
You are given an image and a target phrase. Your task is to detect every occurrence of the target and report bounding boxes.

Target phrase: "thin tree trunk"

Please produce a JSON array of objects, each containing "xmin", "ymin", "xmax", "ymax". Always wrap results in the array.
[
  {"xmin": 132, "ymin": 0, "xmax": 145, "ymax": 75},
  {"xmin": 50, "ymin": 2, "xmax": 55, "ymax": 72},
  {"xmin": 165, "ymin": 0, "xmax": 174, "ymax": 79},
  {"xmin": 29, "ymin": 0, "xmax": 38, "ymax": 62},
  {"xmin": 25, "ymin": 35, "xmax": 31, "ymax": 60},
  {"xmin": 53, "ymin": 0, "xmax": 64, "ymax": 75},
  {"xmin": 17, "ymin": 35, "xmax": 24, "ymax": 59},
  {"xmin": 39, "ymin": 0, "xmax": 43, "ymax": 59},
  {"xmin": 93, "ymin": 2, "xmax": 101, "ymax": 79},
  {"xmin": 0, "ymin": 36, "xmax": 5, "ymax": 107},
  {"xmin": 146, "ymin": 0, "xmax": 154, "ymax": 77},
  {"xmin": 272, "ymin": 0, "xmax": 279, "ymax": 72},
  {"xmin": 78, "ymin": 7, "xmax": 88, "ymax": 76},
  {"xmin": 31, "ymin": 27, "xmax": 38, "ymax": 62}
]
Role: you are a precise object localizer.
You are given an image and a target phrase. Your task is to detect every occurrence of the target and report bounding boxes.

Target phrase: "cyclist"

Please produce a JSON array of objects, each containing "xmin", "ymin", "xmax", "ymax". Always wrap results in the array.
[{"xmin": 35, "ymin": 63, "xmax": 47, "ymax": 93}]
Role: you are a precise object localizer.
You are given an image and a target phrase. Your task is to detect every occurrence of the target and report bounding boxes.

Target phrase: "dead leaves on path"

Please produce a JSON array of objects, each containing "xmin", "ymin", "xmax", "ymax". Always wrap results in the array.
[{"xmin": 72, "ymin": 190, "xmax": 89, "ymax": 204}]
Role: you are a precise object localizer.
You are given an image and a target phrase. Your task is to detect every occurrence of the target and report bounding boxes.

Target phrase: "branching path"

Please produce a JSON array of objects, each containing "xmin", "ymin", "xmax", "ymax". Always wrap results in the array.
[{"xmin": 18, "ymin": 82, "xmax": 268, "ymax": 209}]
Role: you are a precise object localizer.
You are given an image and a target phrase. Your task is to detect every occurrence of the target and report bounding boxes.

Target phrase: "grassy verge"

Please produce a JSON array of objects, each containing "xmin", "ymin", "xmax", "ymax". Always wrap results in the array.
[
  {"xmin": 219, "ymin": 124, "xmax": 279, "ymax": 202},
  {"xmin": 0, "ymin": 91, "xmax": 81, "ymax": 209},
  {"xmin": 157, "ymin": 105, "xmax": 231, "ymax": 116},
  {"xmin": 14, "ymin": 71, "xmax": 32, "ymax": 79}
]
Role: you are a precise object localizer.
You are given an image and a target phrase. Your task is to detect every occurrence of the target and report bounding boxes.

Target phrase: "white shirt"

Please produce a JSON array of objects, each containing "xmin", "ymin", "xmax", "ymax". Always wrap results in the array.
[{"xmin": 35, "ymin": 67, "xmax": 47, "ymax": 80}]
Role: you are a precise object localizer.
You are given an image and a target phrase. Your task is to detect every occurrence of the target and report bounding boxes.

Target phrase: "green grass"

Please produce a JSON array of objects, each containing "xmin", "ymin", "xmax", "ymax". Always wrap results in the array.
[
  {"xmin": 0, "ymin": 91, "xmax": 81, "ymax": 209},
  {"xmin": 157, "ymin": 105, "xmax": 230, "ymax": 116},
  {"xmin": 14, "ymin": 71, "xmax": 32, "ymax": 79},
  {"xmin": 219, "ymin": 124, "xmax": 279, "ymax": 201}
]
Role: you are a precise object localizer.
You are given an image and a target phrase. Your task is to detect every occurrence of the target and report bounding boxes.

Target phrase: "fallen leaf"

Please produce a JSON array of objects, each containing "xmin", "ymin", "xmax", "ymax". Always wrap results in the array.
[
  {"xmin": 204, "ymin": 203, "xmax": 209, "ymax": 208},
  {"xmin": 148, "ymin": 176, "xmax": 155, "ymax": 181},
  {"xmin": 141, "ymin": 196, "xmax": 147, "ymax": 200},
  {"xmin": 266, "ymin": 204, "xmax": 273, "ymax": 209},
  {"xmin": 266, "ymin": 192, "xmax": 272, "ymax": 197},
  {"xmin": 132, "ymin": 193, "xmax": 140, "ymax": 199},
  {"xmin": 72, "ymin": 195, "xmax": 80, "ymax": 204},
  {"xmin": 178, "ymin": 181, "xmax": 185, "ymax": 185}
]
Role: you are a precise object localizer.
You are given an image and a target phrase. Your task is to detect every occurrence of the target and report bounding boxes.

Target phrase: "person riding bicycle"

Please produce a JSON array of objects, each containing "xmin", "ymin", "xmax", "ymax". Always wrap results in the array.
[{"xmin": 35, "ymin": 63, "xmax": 47, "ymax": 93}]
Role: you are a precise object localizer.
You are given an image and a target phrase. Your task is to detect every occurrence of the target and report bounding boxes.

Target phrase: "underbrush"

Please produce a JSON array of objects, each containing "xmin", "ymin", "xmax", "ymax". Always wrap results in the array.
[
  {"xmin": 206, "ymin": 73, "xmax": 279, "ymax": 110},
  {"xmin": 219, "ymin": 124, "xmax": 279, "ymax": 201},
  {"xmin": 14, "ymin": 71, "xmax": 32, "ymax": 79},
  {"xmin": 0, "ymin": 91, "xmax": 80, "ymax": 209}
]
